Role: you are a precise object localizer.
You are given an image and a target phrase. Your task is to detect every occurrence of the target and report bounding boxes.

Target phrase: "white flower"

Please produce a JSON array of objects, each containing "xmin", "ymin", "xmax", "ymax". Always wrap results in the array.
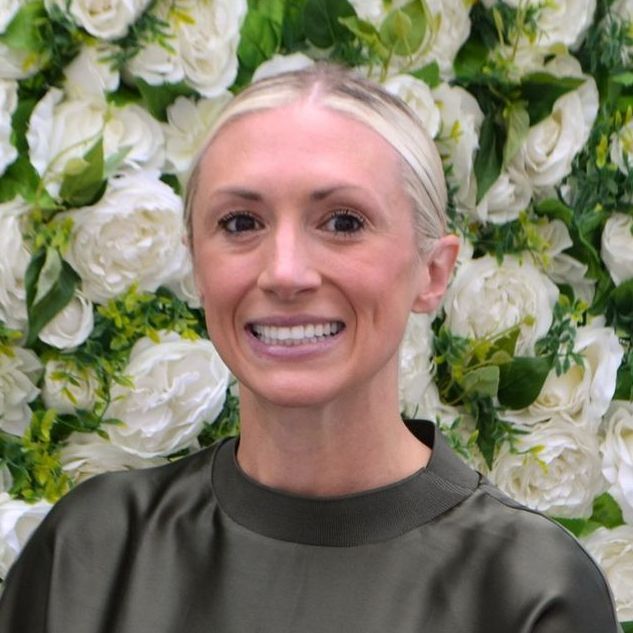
[
  {"xmin": 126, "ymin": 0, "xmax": 247, "ymax": 97},
  {"xmin": 27, "ymin": 88, "xmax": 106, "ymax": 197},
  {"xmin": 582, "ymin": 526, "xmax": 633, "ymax": 620},
  {"xmin": 601, "ymin": 401, "xmax": 633, "ymax": 524},
  {"xmin": 383, "ymin": 74, "xmax": 441, "ymax": 138},
  {"xmin": 63, "ymin": 172, "xmax": 188, "ymax": 304},
  {"xmin": 63, "ymin": 43, "xmax": 120, "ymax": 98},
  {"xmin": 0, "ymin": 198, "xmax": 30, "ymax": 331},
  {"xmin": 251, "ymin": 52, "xmax": 314, "ymax": 81},
  {"xmin": 44, "ymin": 0, "xmax": 152, "ymax": 40},
  {"xmin": 165, "ymin": 252, "xmax": 202, "ymax": 309},
  {"xmin": 601, "ymin": 213, "xmax": 633, "ymax": 286},
  {"xmin": 163, "ymin": 92, "xmax": 232, "ymax": 176},
  {"xmin": 0, "ymin": 79, "xmax": 18, "ymax": 175},
  {"xmin": 0, "ymin": 347, "xmax": 41, "ymax": 436},
  {"xmin": 60, "ymin": 432, "xmax": 167, "ymax": 484},
  {"xmin": 41, "ymin": 359, "xmax": 99, "ymax": 415},
  {"xmin": 490, "ymin": 415, "xmax": 606, "ymax": 518},
  {"xmin": 610, "ymin": 119, "xmax": 633, "ymax": 175},
  {"xmin": 505, "ymin": 322, "xmax": 623, "ymax": 430},
  {"xmin": 433, "ymin": 83, "xmax": 484, "ymax": 217},
  {"xmin": 38, "ymin": 292, "xmax": 94, "ymax": 350},
  {"xmin": 0, "ymin": 465, "xmax": 12, "ymax": 494},
  {"xmin": 515, "ymin": 55, "xmax": 598, "ymax": 193},
  {"xmin": 475, "ymin": 164, "xmax": 533, "ymax": 224},
  {"xmin": 399, "ymin": 313, "xmax": 435, "ymax": 417},
  {"xmin": 0, "ymin": 0, "xmax": 22, "ymax": 33},
  {"xmin": 104, "ymin": 102, "xmax": 165, "ymax": 173},
  {"xmin": 533, "ymin": 0, "xmax": 596, "ymax": 49},
  {"xmin": 0, "ymin": 42, "xmax": 41, "ymax": 80},
  {"xmin": 443, "ymin": 254, "xmax": 559, "ymax": 355},
  {"xmin": 0, "ymin": 493, "xmax": 52, "ymax": 579},
  {"xmin": 27, "ymin": 89, "xmax": 165, "ymax": 197},
  {"xmin": 105, "ymin": 332, "xmax": 230, "ymax": 457}
]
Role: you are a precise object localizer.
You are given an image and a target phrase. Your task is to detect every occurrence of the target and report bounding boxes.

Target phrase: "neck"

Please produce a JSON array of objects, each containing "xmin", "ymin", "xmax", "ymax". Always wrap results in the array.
[{"xmin": 235, "ymin": 379, "xmax": 431, "ymax": 497}]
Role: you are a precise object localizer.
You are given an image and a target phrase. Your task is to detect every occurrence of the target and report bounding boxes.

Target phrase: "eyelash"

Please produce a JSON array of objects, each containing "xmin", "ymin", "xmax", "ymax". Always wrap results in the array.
[
  {"xmin": 322, "ymin": 209, "xmax": 366, "ymax": 235},
  {"xmin": 217, "ymin": 211, "xmax": 261, "ymax": 234}
]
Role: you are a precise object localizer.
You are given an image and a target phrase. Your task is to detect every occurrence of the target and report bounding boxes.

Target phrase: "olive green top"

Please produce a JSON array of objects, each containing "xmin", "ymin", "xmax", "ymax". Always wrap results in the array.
[{"xmin": 0, "ymin": 420, "xmax": 622, "ymax": 632}]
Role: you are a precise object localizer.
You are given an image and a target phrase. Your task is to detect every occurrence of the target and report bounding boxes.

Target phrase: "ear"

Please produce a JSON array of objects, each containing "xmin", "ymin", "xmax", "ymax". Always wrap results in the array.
[{"xmin": 411, "ymin": 235, "xmax": 460, "ymax": 314}]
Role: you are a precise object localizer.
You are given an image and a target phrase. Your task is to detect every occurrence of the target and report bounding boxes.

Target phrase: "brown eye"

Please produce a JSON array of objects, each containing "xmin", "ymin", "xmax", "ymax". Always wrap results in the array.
[
  {"xmin": 323, "ymin": 210, "xmax": 365, "ymax": 234},
  {"xmin": 219, "ymin": 212, "xmax": 261, "ymax": 234}
]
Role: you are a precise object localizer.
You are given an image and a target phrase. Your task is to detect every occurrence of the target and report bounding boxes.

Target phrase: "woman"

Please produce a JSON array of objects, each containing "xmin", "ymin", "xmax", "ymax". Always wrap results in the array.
[{"xmin": 0, "ymin": 64, "xmax": 622, "ymax": 632}]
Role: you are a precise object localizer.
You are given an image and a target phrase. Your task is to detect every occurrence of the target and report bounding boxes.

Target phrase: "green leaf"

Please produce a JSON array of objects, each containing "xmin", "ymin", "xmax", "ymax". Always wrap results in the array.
[
  {"xmin": 411, "ymin": 61, "xmax": 440, "ymax": 88},
  {"xmin": 238, "ymin": 2, "xmax": 284, "ymax": 73},
  {"xmin": 497, "ymin": 356, "xmax": 551, "ymax": 409},
  {"xmin": 379, "ymin": 1, "xmax": 429, "ymax": 57},
  {"xmin": 135, "ymin": 78, "xmax": 195, "ymax": 122},
  {"xmin": 282, "ymin": 0, "xmax": 308, "ymax": 50},
  {"xmin": 474, "ymin": 114, "xmax": 503, "ymax": 204},
  {"xmin": 462, "ymin": 365, "xmax": 500, "ymax": 398},
  {"xmin": 534, "ymin": 198, "xmax": 574, "ymax": 227},
  {"xmin": 612, "ymin": 72, "xmax": 633, "ymax": 86},
  {"xmin": 303, "ymin": 0, "xmax": 355, "ymax": 48},
  {"xmin": 503, "ymin": 102, "xmax": 529, "ymax": 166},
  {"xmin": 590, "ymin": 493, "xmax": 625, "ymax": 529},
  {"xmin": 59, "ymin": 139, "xmax": 106, "ymax": 208},
  {"xmin": 0, "ymin": 155, "xmax": 40, "ymax": 204},
  {"xmin": 490, "ymin": 326, "xmax": 521, "ymax": 357},
  {"xmin": 339, "ymin": 16, "xmax": 389, "ymax": 60},
  {"xmin": 519, "ymin": 73, "xmax": 584, "ymax": 125},
  {"xmin": 553, "ymin": 517, "xmax": 599, "ymax": 538},
  {"xmin": 25, "ymin": 249, "xmax": 80, "ymax": 347},
  {"xmin": 0, "ymin": 1, "xmax": 46, "ymax": 52},
  {"xmin": 622, "ymin": 621, "xmax": 633, "ymax": 633},
  {"xmin": 453, "ymin": 35, "xmax": 488, "ymax": 81}
]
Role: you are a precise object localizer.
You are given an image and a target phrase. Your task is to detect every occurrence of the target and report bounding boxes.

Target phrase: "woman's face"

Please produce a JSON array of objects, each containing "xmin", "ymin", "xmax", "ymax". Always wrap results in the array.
[{"xmin": 191, "ymin": 101, "xmax": 443, "ymax": 408}]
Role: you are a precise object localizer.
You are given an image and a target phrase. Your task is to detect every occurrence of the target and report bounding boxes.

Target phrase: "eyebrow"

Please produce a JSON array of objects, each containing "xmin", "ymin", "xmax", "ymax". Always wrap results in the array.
[{"xmin": 212, "ymin": 185, "xmax": 363, "ymax": 202}]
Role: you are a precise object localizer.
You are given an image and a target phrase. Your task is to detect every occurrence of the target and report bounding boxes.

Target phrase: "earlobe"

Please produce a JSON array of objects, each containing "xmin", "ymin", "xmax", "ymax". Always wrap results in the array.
[{"xmin": 411, "ymin": 235, "xmax": 460, "ymax": 314}]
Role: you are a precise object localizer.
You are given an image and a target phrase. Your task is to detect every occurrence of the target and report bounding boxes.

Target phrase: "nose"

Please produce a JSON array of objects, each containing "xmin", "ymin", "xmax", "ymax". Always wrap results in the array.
[{"xmin": 257, "ymin": 222, "xmax": 321, "ymax": 299}]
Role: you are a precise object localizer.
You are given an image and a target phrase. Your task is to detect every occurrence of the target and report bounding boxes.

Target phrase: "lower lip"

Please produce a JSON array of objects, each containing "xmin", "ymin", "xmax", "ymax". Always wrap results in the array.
[{"xmin": 244, "ymin": 327, "xmax": 344, "ymax": 360}]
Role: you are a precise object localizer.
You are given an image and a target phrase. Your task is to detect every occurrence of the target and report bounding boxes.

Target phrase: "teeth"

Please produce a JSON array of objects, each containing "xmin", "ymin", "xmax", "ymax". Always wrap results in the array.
[{"xmin": 251, "ymin": 322, "xmax": 343, "ymax": 345}]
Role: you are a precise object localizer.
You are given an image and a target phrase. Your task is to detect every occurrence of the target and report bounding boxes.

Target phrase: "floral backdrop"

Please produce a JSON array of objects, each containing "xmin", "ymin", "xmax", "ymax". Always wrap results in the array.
[{"xmin": 0, "ymin": 0, "xmax": 632, "ymax": 625}]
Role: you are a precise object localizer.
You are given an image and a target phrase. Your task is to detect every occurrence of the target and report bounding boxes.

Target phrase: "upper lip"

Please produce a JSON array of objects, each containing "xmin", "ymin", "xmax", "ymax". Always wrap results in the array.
[{"xmin": 246, "ymin": 315, "xmax": 344, "ymax": 327}]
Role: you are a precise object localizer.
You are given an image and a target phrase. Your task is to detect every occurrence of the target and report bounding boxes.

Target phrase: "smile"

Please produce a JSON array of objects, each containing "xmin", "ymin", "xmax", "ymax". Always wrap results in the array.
[{"xmin": 249, "ymin": 322, "xmax": 345, "ymax": 346}]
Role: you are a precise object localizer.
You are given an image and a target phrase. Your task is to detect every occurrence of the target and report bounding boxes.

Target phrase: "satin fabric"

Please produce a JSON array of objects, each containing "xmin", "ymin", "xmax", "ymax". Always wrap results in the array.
[{"xmin": 0, "ymin": 421, "xmax": 622, "ymax": 632}]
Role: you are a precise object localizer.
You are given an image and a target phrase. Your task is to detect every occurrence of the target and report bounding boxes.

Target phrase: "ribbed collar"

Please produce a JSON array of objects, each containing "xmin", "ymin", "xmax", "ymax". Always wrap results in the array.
[{"xmin": 212, "ymin": 420, "xmax": 479, "ymax": 547}]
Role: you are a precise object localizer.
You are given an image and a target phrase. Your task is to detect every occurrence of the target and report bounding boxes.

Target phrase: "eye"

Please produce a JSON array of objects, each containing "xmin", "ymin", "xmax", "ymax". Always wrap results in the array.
[
  {"xmin": 218, "ymin": 211, "xmax": 261, "ymax": 234},
  {"xmin": 322, "ymin": 209, "xmax": 365, "ymax": 235}
]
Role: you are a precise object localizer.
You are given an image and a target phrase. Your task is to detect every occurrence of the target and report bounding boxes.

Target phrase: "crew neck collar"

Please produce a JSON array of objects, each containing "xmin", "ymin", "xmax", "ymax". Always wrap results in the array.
[{"xmin": 212, "ymin": 420, "xmax": 479, "ymax": 547}]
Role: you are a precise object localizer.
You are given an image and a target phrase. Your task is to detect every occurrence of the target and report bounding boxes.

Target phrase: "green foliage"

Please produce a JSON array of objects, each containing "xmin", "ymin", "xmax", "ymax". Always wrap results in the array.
[
  {"xmin": 59, "ymin": 139, "xmax": 106, "ymax": 207},
  {"xmin": 303, "ymin": 0, "xmax": 355, "ymax": 48},
  {"xmin": 555, "ymin": 493, "xmax": 625, "ymax": 538},
  {"xmin": 198, "ymin": 389, "xmax": 241, "ymax": 447},
  {"xmin": 134, "ymin": 78, "xmax": 195, "ymax": 122},
  {"xmin": 238, "ymin": 0, "xmax": 285, "ymax": 78}
]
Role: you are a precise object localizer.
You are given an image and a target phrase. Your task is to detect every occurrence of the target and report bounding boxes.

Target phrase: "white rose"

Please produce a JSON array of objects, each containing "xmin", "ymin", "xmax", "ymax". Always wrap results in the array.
[
  {"xmin": 475, "ymin": 164, "xmax": 532, "ymax": 224},
  {"xmin": 38, "ymin": 291, "xmax": 94, "ymax": 350},
  {"xmin": 533, "ymin": 219, "xmax": 595, "ymax": 303},
  {"xmin": 433, "ymin": 83, "xmax": 484, "ymax": 217},
  {"xmin": 105, "ymin": 332, "xmax": 230, "ymax": 457},
  {"xmin": 27, "ymin": 88, "xmax": 106, "ymax": 197},
  {"xmin": 0, "ymin": 197, "xmax": 30, "ymax": 331},
  {"xmin": 505, "ymin": 322, "xmax": 624, "ymax": 429},
  {"xmin": 582, "ymin": 526, "xmax": 633, "ymax": 621},
  {"xmin": 104, "ymin": 102, "xmax": 165, "ymax": 173},
  {"xmin": 44, "ymin": 0, "xmax": 152, "ymax": 40},
  {"xmin": 64, "ymin": 172, "xmax": 188, "ymax": 304},
  {"xmin": 0, "ymin": 347, "xmax": 41, "ymax": 436},
  {"xmin": 601, "ymin": 213, "xmax": 633, "ymax": 286},
  {"xmin": 490, "ymin": 415, "xmax": 606, "ymax": 518},
  {"xmin": 163, "ymin": 92, "xmax": 232, "ymax": 175},
  {"xmin": 399, "ymin": 313, "xmax": 435, "ymax": 417},
  {"xmin": 165, "ymin": 252, "xmax": 202, "ymax": 310},
  {"xmin": 601, "ymin": 401, "xmax": 633, "ymax": 524},
  {"xmin": 347, "ymin": 0, "xmax": 385, "ymax": 23},
  {"xmin": 443, "ymin": 254, "xmax": 559, "ymax": 355},
  {"xmin": 0, "ymin": 0, "xmax": 21, "ymax": 33},
  {"xmin": 0, "ymin": 42, "xmax": 41, "ymax": 80},
  {"xmin": 252, "ymin": 53, "xmax": 314, "ymax": 82},
  {"xmin": 383, "ymin": 74, "xmax": 441, "ymax": 138},
  {"xmin": 63, "ymin": 43, "xmax": 120, "ymax": 98},
  {"xmin": 41, "ymin": 360, "xmax": 99, "ymax": 415},
  {"xmin": 126, "ymin": 0, "xmax": 247, "ymax": 98},
  {"xmin": 516, "ymin": 55, "xmax": 598, "ymax": 193},
  {"xmin": 0, "ymin": 465, "xmax": 12, "ymax": 494},
  {"xmin": 0, "ymin": 79, "xmax": 18, "ymax": 175},
  {"xmin": 0, "ymin": 493, "xmax": 52, "ymax": 579},
  {"xmin": 60, "ymin": 432, "xmax": 167, "ymax": 484},
  {"xmin": 610, "ymin": 118, "xmax": 633, "ymax": 175}
]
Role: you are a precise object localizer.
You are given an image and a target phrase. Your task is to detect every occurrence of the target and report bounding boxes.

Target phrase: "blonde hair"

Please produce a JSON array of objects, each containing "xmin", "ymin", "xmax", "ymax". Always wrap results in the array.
[{"xmin": 184, "ymin": 63, "xmax": 447, "ymax": 252}]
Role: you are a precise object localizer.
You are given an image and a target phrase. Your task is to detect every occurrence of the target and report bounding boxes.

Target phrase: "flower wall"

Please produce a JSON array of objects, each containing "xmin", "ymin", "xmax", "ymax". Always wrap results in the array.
[{"xmin": 0, "ymin": 0, "xmax": 632, "ymax": 624}]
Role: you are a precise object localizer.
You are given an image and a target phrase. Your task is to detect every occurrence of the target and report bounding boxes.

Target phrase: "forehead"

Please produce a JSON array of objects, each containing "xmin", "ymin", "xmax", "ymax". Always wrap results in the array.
[{"xmin": 197, "ymin": 102, "xmax": 405, "ymax": 191}]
